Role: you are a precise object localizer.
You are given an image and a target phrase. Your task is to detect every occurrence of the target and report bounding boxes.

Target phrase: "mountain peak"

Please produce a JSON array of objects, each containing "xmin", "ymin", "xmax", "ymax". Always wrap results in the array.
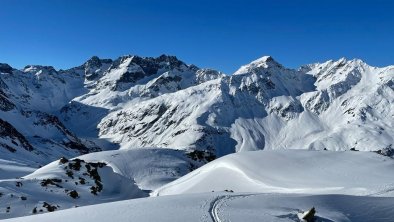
[
  {"xmin": 234, "ymin": 56, "xmax": 283, "ymax": 75},
  {"xmin": 23, "ymin": 65, "xmax": 57, "ymax": 74},
  {"xmin": 84, "ymin": 56, "xmax": 112, "ymax": 68}
]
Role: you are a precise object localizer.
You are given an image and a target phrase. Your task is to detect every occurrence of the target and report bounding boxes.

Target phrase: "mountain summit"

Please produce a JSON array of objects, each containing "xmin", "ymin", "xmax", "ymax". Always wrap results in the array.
[{"xmin": 234, "ymin": 56, "xmax": 283, "ymax": 75}]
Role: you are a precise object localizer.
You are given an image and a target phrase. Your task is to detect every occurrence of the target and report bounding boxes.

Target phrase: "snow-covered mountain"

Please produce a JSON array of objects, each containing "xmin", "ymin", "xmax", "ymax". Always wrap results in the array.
[
  {"xmin": 0, "ymin": 54, "xmax": 393, "ymax": 220},
  {"xmin": 81, "ymin": 55, "xmax": 393, "ymax": 157},
  {"xmin": 1, "ymin": 55, "xmax": 392, "ymax": 165}
]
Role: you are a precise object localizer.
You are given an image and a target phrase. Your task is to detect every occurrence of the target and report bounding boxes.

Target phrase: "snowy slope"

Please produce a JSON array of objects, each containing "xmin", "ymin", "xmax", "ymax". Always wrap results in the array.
[
  {"xmin": 0, "ymin": 148, "xmax": 199, "ymax": 218},
  {"xmin": 0, "ymin": 62, "xmax": 101, "ymax": 167},
  {"xmin": 0, "ymin": 148, "xmax": 200, "ymax": 219},
  {"xmin": 154, "ymin": 150, "xmax": 394, "ymax": 197},
  {"xmin": 4, "ymin": 193, "xmax": 394, "ymax": 222},
  {"xmin": 0, "ymin": 159, "xmax": 35, "ymax": 179},
  {"xmin": 5, "ymin": 148, "xmax": 394, "ymax": 222},
  {"xmin": 94, "ymin": 56, "xmax": 393, "ymax": 157},
  {"xmin": 0, "ymin": 157, "xmax": 144, "ymax": 219}
]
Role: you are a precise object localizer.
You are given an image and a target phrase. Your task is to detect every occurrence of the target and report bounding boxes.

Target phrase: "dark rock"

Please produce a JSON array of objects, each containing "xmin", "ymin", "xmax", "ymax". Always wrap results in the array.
[
  {"xmin": 0, "ymin": 63, "xmax": 13, "ymax": 74},
  {"xmin": 374, "ymin": 145, "xmax": 394, "ymax": 157},
  {"xmin": 66, "ymin": 170, "xmax": 74, "ymax": 179},
  {"xmin": 302, "ymin": 207, "xmax": 316, "ymax": 222},
  {"xmin": 40, "ymin": 178, "xmax": 63, "ymax": 188},
  {"xmin": 187, "ymin": 150, "xmax": 216, "ymax": 162},
  {"xmin": 0, "ymin": 89, "xmax": 15, "ymax": 111},
  {"xmin": 59, "ymin": 157, "xmax": 69, "ymax": 164},
  {"xmin": 68, "ymin": 190, "xmax": 79, "ymax": 199},
  {"xmin": 42, "ymin": 202, "xmax": 57, "ymax": 212},
  {"xmin": 0, "ymin": 119, "xmax": 33, "ymax": 152}
]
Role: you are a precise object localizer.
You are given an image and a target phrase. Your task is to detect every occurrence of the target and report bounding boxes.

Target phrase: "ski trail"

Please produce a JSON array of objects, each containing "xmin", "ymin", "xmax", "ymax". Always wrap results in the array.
[{"xmin": 208, "ymin": 193, "xmax": 255, "ymax": 222}]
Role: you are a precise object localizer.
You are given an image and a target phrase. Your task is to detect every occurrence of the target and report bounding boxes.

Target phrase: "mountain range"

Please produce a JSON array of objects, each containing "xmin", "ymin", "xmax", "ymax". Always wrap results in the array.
[{"xmin": 0, "ymin": 55, "xmax": 393, "ymax": 219}]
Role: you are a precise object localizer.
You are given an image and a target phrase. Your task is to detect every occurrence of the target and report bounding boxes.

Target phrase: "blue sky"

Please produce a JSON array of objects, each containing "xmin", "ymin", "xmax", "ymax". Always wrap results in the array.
[{"xmin": 0, "ymin": 0, "xmax": 393, "ymax": 74}]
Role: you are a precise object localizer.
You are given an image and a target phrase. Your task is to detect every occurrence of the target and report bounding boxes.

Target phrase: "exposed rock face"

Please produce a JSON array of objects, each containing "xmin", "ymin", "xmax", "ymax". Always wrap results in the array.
[
  {"xmin": 0, "ymin": 118, "xmax": 33, "ymax": 152},
  {"xmin": 0, "ymin": 63, "xmax": 13, "ymax": 74}
]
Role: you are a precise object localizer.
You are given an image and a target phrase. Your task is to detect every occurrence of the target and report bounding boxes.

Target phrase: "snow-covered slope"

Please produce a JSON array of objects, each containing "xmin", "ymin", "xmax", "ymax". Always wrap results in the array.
[
  {"xmin": 0, "ymin": 148, "xmax": 200, "ymax": 219},
  {"xmin": 94, "ymin": 56, "xmax": 393, "ymax": 157},
  {"xmin": 4, "ymin": 192, "xmax": 394, "ymax": 222},
  {"xmin": 5, "ymin": 149, "xmax": 394, "ymax": 222},
  {"xmin": 0, "ymin": 62, "xmax": 100, "ymax": 167},
  {"xmin": 154, "ymin": 150, "xmax": 394, "ymax": 197}
]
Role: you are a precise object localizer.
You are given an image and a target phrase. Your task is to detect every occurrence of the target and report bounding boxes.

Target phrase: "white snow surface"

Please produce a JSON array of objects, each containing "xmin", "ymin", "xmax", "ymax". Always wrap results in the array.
[
  {"xmin": 154, "ymin": 150, "xmax": 394, "ymax": 197},
  {"xmin": 0, "ymin": 148, "xmax": 197, "ymax": 219},
  {"xmin": 4, "ymin": 193, "xmax": 394, "ymax": 222},
  {"xmin": 5, "ymin": 149, "xmax": 394, "ymax": 222}
]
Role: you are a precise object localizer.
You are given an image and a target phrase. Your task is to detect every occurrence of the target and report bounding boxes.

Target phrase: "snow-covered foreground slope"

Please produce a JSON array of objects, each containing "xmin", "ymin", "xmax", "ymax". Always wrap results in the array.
[
  {"xmin": 4, "ymin": 192, "xmax": 394, "ymax": 222},
  {"xmin": 155, "ymin": 150, "xmax": 394, "ymax": 197},
  {"xmin": 0, "ymin": 148, "xmax": 198, "ymax": 219},
  {"xmin": 3, "ymin": 149, "xmax": 394, "ymax": 221},
  {"xmin": 76, "ymin": 148, "xmax": 197, "ymax": 191}
]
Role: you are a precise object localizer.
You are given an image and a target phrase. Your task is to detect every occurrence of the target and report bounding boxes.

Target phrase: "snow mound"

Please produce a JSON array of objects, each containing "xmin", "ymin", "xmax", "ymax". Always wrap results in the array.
[
  {"xmin": 0, "ymin": 148, "xmax": 198, "ymax": 219},
  {"xmin": 0, "ymin": 156, "xmax": 145, "ymax": 219},
  {"xmin": 154, "ymin": 150, "xmax": 394, "ymax": 196}
]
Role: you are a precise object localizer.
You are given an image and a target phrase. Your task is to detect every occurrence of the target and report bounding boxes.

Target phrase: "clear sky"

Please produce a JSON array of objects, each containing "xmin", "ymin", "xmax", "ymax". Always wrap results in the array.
[{"xmin": 0, "ymin": 0, "xmax": 393, "ymax": 74}]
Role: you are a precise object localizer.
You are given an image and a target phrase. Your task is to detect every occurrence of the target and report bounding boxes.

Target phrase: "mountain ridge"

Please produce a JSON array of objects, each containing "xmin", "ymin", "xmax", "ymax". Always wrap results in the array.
[{"xmin": 0, "ymin": 54, "xmax": 393, "ymax": 165}]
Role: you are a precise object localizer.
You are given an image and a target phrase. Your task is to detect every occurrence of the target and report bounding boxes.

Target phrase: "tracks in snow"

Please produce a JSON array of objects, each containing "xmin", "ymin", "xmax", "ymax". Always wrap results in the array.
[{"xmin": 208, "ymin": 193, "xmax": 255, "ymax": 222}]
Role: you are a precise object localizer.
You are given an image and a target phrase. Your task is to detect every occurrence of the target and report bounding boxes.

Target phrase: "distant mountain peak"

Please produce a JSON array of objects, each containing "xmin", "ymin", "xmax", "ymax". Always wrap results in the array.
[
  {"xmin": 23, "ymin": 65, "xmax": 57, "ymax": 75},
  {"xmin": 84, "ymin": 56, "xmax": 112, "ymax": 67},
  {"xmin": 234, "ymin": 56, "xmax": 283, "ymax": 75}
]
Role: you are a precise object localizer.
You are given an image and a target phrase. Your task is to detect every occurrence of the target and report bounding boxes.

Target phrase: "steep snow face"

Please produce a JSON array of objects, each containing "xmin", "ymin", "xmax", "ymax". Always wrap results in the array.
[
  {"xmin": 296, "ymin": 58, "xmax": 394, "ymax": 151},
  {"xmin": 0, "ymin": 64, "xmax": 100, "ymax": 166},
  {"xmin": 97, "ymin": 79, "xmax": 236, "ymax": 157},
  {"xmin": 154, "ymin": 150, "xmax": 394, "ymax": 197},
  {"xmin": 95, "ymin": 56, "xmax": 317, "ymax": 157},
  {"xmin": 2, "ymin": 65, "xmax": 86, "ymax": 112},
  {"xmin": 60, "ymin": 55, "xmax": 223, "ymax": 140}
]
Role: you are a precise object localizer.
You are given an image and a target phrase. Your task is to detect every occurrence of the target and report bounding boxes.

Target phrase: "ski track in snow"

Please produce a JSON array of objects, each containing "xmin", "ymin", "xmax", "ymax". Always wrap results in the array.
[{"xmin": 209, "ymin": 193, "xmax": 255, "ymax": 222}]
